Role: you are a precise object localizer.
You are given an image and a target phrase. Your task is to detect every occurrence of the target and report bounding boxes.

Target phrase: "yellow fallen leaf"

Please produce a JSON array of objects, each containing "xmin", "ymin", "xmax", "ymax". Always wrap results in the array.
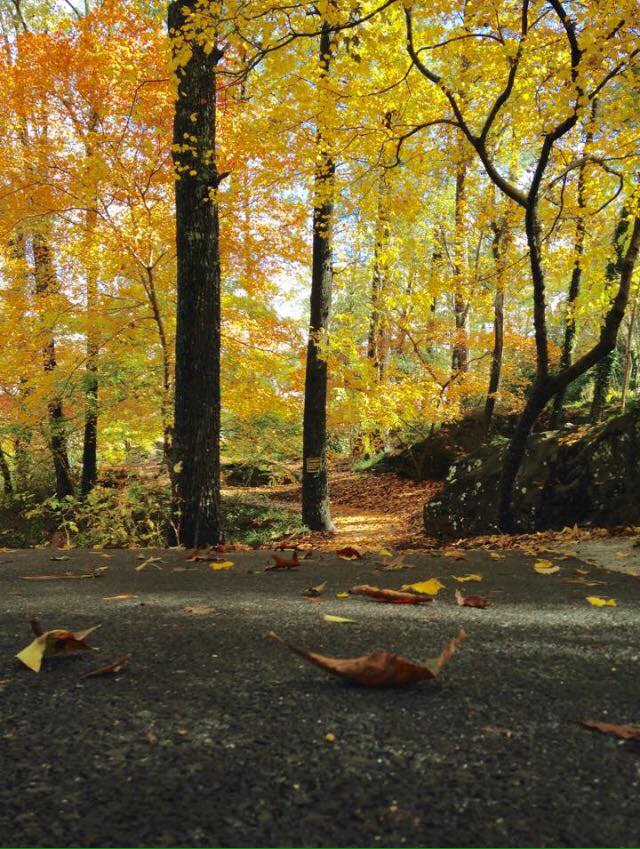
[
  {"xmin": 443, "ymin": 550, "xmax": 466, "ymax": 560},
  {"xmin": 586, "ymin": 596, "xmax": 617, "ymax": 607},
  {"xmin": 615, "ymin": 550, "xmax": 628, "ymax": 559},
  {"xmin": 453, "ymin": 574, "xmax": 482, "ymax": 583},
  {"xmin": 210, "ymin": 561, "xmax": 234, "ymax": 571},
  {"xmin": 534, "ymin": 559, "xmax": 560, "ymax": 574},
  {"xmin": 401, "ymin": 579, "xmax": 445, "ymax": 596},
  {"xmin": 103, "ymin": 594, "xmax": 138, "ymax": 601},
  {"xmin": 336, "ymin": 592, "xmax": 349, "ymax": 598},
  {"xmin": 489, "ymin": 552, "xmax": 505, "ymax": 560},
  {"xmin": 16, "ymin": 625, "xmax": 100, "ymax": 673},
  {"xmin": 323, "ymin": 614, "xmax": 355, "ymax": 623},
  {"xmin": 374, "ymin": 547, "xmax": 393, "ymax": 558}
]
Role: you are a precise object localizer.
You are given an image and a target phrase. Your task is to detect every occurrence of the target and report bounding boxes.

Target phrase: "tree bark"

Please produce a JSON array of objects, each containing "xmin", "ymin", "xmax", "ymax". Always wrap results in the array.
[
  {"xmin": 451, "ymin": 158, "xmax": 469, "ymax": 374},
  {"xmin": 484, "ymin": 219, "xmax": 508, "ymax": 437},
  {"xmin": 0, "ymin": 446, "xmax": 12, "ymax": 495},
  {"xmin": 169, "ymin": 0, "xmax": 223, "ymax": 547},
  {"xmin": 590, "ymin": 210, "xmax": 631, "ymax": 422},
  {"xmin": 550, "ymin": 149, "xmax": 589, "ymax": 428},
  {"xmin": 80, "ymin": 200, "xmax": 99, "ymax": 496},
  {"xmin": 302, "ymin": 22, "xmax": 336, "ymax": 532},
  {"xmin": 620, "ymin": 299, "xmax": 637, "ymax": 413},
  {"xmin": 32, "ymin": 231, "xmax": 74, "ymax": 499}
]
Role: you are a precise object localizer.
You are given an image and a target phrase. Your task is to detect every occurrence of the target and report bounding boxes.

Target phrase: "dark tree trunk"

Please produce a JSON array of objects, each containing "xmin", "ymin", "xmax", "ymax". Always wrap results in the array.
[
  {"xmin": 169, "ymin": 0, "xmax": 223, "ymax": 547},
  {"xmin": 550, "ymin": 151, "xmax": 589, "ymax": 429},
  {"xmin": 499, "ymin": 215, "xmax": 640, "ymax": 530},
  {"xmin": 484, "ymin": 219, "xmax": 507, "ymax": 437},
  {"xmin": 81, "ymin": 203, "xmax": 99, "ymax": 496},
  {"xmin": 32, "ymin": 231, "xmax": 74, "ymax": 499},
  {"xmin": 590, "ymin": 210, "xmax": 631, "ymax": 422},
  {"xmin": 302, "ymin": 22, "xmax": 335, "ymax": 532},
  {"xmin": 0, "ymin": 447, "xmax": 12, "ymax": 495},
  {"xmin": 451, "ymin": 159, "xmax": 469, "ymax": 374}
]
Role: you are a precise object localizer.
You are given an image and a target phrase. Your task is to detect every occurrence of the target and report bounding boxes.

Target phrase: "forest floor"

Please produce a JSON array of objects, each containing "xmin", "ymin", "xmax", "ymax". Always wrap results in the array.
[{"xmin": 1, "ymin": 542, "xmax": 640, "ymax": 847}]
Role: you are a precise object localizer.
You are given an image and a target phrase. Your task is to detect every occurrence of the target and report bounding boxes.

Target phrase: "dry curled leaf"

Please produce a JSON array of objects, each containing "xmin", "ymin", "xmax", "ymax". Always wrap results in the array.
[
  {"xmin": 266, "ymin": 553, "xmax": 300, "ymax": 571},
  {"xmin": 16, "ymin": 622, "xmax": 100, "ymax": 673},
  {"xmin": 453, "ymin": 574, "xmax": 482, "ymax": 583},
  {"xmin": 581, "ymin": 720, "xmax": 640, "ymax": 742},
  {"xmin": 303, "ymin": 582, "xmax": 327, "ymax": 598},
  {"xmin": 81, "ymin": 653, "xmax": 131, "ymax": 679},
  {"xmin": 455, "ymin": 588, "xmax": 491, "ymax": 609},
  {"xmin": 533, "ymin": 559, "xmax": 560, "ymax": 574},
  {"xmin": 336, "ymin": 546, "xmax": 364, "ymax": 560},
  {"xmin": 443, "ymin": 550, "xmax": 466, "ymax": 561},
  {"xmin": 349, "ymin": 584, "xmax": 432, "ymax": 605},
  {"xmin": 267, "ymin": 629, "xmax": 466, "ymax": 687}
]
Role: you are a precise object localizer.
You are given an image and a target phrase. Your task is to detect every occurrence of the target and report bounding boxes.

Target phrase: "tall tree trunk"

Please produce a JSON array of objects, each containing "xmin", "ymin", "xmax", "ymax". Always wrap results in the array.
[
  {"xmin": 484, "ymin": 219, "xmax": 508, "ymax": 437},
  {"xmin": 550, "ymin": 149, "xmax": 590, "ymax": 428},
  {"xmin": 499, "ymin": 214, "xmax": 640, "ymax": 531},
  {"xmin": 0, "ymin": 447, "xmax": 12, "ymax": 495},
  {"xmin": 142, "ymin": 265, "xmax": 172, "ymax": 463},
  {"xmin": 169, "ymin": 0, "xmax": 223, "ymax": 546},
  {"xmin": 302, "ymin": 22, "xmax": 335, "ymax": 532},
  {"xmin": 451, "ymin": 158, "xmax": 469, "ymax": 374},
  {"xmin": 620, "ymin": 299, "xmax": 637, "ymax": 413},
  {"xmin": 590, "ymin": 210, "xmax": 631, "ymax": 422},
  {"xmin": 32, "ymin": 231, "xmax": 74, "ymax": 498},
  {"xmin": 367, "ymin": 174, "xmax": 389, "ymax": 385},
  {"xmin": 80, "ymin": 201, "xmax": 99, "ymax": 496}
]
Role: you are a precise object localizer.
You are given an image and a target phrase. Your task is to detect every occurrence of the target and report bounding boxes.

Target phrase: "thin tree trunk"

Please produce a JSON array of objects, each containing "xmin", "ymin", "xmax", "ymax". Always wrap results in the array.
[
  {"xmin": 302, "ymin": 22, "xmax": 335, "ymax": 532},
  {"xmin": 169, "ymin": 0, "xmax": 223, "ymax": 546},
  {"xmin": 32, "ymin": 231, "xmax": 74, "ymax": 498},
  {"xmin": 451, "ymin": 158, "xmax": 469, "ymax": 374},
  {"xmin": 591, "ymin": 210, "xmax": 631, "ymax": 422},
  {"xmin": 80, "ymin": 199, "xmax": 99, "ymax": 496},
  {"xmin": 620, "ymin": 299, "xmax": 637, "ymax": 413},
  {"xmin": 484, "ymin": 219, "xmax": 508, "ymax": 437},
  {"xmin": 0, "ymin": 447, "xmax": 12, "ymax": 495},
  {"xmin": 144, "ymin": 265, "xmax": 172, "ymax": 462},
  {"xmin": 550, "ymin": 148, "xmax": 590, "ymax": 428}
]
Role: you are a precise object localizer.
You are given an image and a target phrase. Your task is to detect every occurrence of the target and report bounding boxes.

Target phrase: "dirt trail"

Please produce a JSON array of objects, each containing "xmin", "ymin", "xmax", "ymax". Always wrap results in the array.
[{"xmin": 223, "ymin": 469, "xmax": 442, "ymax": 549}]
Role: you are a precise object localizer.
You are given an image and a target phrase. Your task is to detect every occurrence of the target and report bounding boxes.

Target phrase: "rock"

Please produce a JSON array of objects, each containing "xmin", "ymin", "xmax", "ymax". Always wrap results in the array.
[{"xmin": 424, "ymin": 407, "xmax": 640, "ymax": 536}]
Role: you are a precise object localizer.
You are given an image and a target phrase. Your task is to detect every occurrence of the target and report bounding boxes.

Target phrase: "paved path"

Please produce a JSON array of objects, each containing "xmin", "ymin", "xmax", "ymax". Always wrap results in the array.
[{"xmin": 1, "ymin": 546, "xmax": 639, "ymax": 847}]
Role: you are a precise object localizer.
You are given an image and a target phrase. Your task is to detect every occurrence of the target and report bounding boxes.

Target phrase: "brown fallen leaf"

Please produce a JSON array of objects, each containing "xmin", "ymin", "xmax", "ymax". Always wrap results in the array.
[
  {"xmin": 267, "ymin": 628, "xmax": 466, "ymax": 687},
  {"xmin": 349, "ymin": 584, "xmax": 433, "ymax": 605},
  {"xmin": 21, "ymin": 567, "xmax": 107, "ymax": 581},
  {"xmin": 303, "ymin": 582, "xmax": 327, "ymax": 598},
  {"xmin": 562, "ymin": 577, "xmax": 606, "ymax": 587},
  {"xmin": 443, "ymin": 550, "xmax": 467, "ymax": 561},
  {"xmin": 186, "ymin": 549, "xmax": 210, "ymax": 562},
  {"xmin": 17, "ymin": 620, "xmax": 100, "ymax": 673},
  {"xmin": 50, "ymin": 555, "xmax": 70, "ymax": 561},
  {"xmin": 266, "ymin": 552, "xmax": 300, "ymax": 571},
  {"xmin": 182, "ymin": 605, "xmax": 215, "ymax": 615},
  {"xmin": 336, "ymin": 546, "xmax": 364, "ymax": 560},
  {"xmin": 376, "ymin": 556, "xmax": 416, "ymax": 571},
  {"xmin": 81, "ymin": 654, "xmax": 131, "ymax": 679},
  {"xmin": 455, "ymin": 588, "xmax": 491, "ymax": 609},
  {"xmin": 581, "ymin": 720, "xmax": 640, "ymax": 742}
]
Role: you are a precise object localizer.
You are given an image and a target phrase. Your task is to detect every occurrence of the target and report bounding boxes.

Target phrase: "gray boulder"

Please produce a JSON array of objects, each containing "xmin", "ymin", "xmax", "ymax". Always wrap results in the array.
[{"xmin": 424, "ymin": 407, "xmax": 640, "ymax": 537}]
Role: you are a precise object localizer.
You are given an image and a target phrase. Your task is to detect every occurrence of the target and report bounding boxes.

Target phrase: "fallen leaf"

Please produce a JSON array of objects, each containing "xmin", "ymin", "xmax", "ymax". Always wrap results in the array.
[
  {"xmin": 135, "ymin": 556, "xmax": 163, "ymax": 572},
  {"xmin": 16, "ymin": 622, "xmax": 100, "ymax": 673},
  {"xmin": 489, "ymin": 552, "xmax": 506, "ymax": 560},
  {"xmin": 210, "ymin": 561, "xmax": 233, "ymax": 571},
  {"xmin": 581, "ymin": 720, "xmax": 640, "ymax": 741},
  {"xmin": 336, "ymin": 592, "xmax": 349, "ymax": 599},
  {"xmin": 103, "ymin": 594, "xmax": 138, "ymax": 601},
  {"xmin": 146, "ymin": 730, "xmax": 158, "ymax": 745},
  {"xmin": 455, "ymin": 588, "xmax": 491, "ymax": 608},
  {"xmin": 267, "ymin": 628, "xmax": 466, "ymax": 687},
  {"xmin": 453, "ymin": 574, "xmax": 482, "ymax": 583},
  {"xmin": 586, "ymin": 596, "xmax": 617, "ymax": 607},
  {"xmin": 481, "ymin": 725, "xmax": 513, "ymax": 738},
  {"xmin": 303, "ymin": 582, "xmax": 327, "ymax": 598},
  {"xmin": 81, "ymin": 654, "xmax": 131, "ymax": 679},
  {"xmin": 615, "ymin": 550, "xmax": 629, "ymax": 559},
  {"xmin": 349, "ymin": 584, "xmax": 432, "ymax": 605},
  {"xmin": 374, "ymin": 547, "xmax": 393, "ymax": 558},
  {"xmin": 562, "ymin": 577, "xmax": 606, "ymax": 587},
  {"xmin": 575, "ymin": 568, "xmax": 590, "ymax": 575},
  {"xmin": 50, "ymin": 555, "xmax": 70, "ymax": 561},
  {"xmin": 376, "ymin": 556, "xmax": 416, "ymax": 571},
  {"xmin": 533, "ymin": 559, "xmax": 560, "ymax": 574},
  {"xmin": 266, "ymin": 553, "xmax": 300, "ymax": 571},
  {"xmin": 325, "ymin": 732, "xmax": 336, "ymax": 743},
  {"xmin": 186, "ymin": 549, "xmax": 210, "ymax": 562},
  {"xmin": 323, "ymin": 614, "xmax": 355, "ymax": 623},
  {"xmin": 21, "ymin": 567, "xmax": 107, "ymax": 581},
  {"xmin": 443, "ymin": 550, "xmax": 466, "ymax": 561},
  {"xmin": 401, "ymin": 579, "xmax": 445, "ymax": 596},
  {"xmin": 336, "ymin": 546, "xmax": 364, "ymax": 560}
]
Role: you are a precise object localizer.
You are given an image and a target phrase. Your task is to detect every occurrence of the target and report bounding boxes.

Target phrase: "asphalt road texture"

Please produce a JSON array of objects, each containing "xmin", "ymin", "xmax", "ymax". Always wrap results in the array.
[{"xmin": 1, "ymin": 545, "xmax": 639, "ymax": 848}]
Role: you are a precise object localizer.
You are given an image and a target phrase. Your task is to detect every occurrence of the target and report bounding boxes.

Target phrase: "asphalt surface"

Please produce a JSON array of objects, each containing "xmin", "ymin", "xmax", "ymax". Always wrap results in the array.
[{"xmin": 1, "ymin": 545, "xmax": 640, "ymax": 848}]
